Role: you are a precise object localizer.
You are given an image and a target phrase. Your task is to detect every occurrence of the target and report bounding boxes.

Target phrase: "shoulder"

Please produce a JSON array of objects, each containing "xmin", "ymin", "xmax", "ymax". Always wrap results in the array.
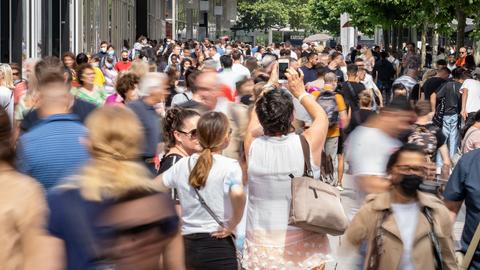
[{"xmin": 1, "ymin": 171, "xmax": 44, "ymax": 196}]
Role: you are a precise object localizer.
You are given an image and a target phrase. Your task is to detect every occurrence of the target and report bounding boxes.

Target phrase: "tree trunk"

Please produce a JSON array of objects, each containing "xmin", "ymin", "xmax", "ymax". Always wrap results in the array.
[
  {"xmin": 421, "ymin": 22, "xmax": 427, "ymax": 69},
  {"xmin": 411, "ymin": 27, "xmax": 418, "ymax": 46},
  {"xmin": 432, "ymin": 26, "xmax": 439, "ymax": 66},
  {"xmin": 456, "ymin": 4, "xmax": 466, "ymax": 48},
  {"xmin": 383, "ymin": 27, "xmax": 390, "ymax": 50},
  {"xmin": 395, "ymin": 26, "xmax": 402, "ymax": 52}
]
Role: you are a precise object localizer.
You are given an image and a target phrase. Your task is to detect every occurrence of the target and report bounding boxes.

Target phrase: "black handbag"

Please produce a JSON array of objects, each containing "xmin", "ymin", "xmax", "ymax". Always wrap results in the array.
[{"xmin": 432, "ymin": 97, "xmax": 445, "ymax": 128}]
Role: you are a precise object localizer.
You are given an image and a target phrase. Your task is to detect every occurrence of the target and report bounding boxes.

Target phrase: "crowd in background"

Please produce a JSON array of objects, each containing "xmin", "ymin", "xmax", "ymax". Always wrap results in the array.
[{"xmin": 1, "ymin": 34, "xmax": 480, "ymax": 270}]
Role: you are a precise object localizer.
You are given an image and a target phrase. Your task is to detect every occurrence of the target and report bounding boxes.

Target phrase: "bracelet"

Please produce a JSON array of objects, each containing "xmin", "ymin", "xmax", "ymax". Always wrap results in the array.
[{"xmin": 297, "ymin": 93, "xmax": 309, "ymax": 103}]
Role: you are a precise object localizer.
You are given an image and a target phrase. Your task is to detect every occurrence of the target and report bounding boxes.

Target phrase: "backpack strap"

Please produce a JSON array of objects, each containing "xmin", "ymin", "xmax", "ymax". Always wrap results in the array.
[{"xmin": 423, "ymin": 207, "xmax": 444, "ymax": 270}]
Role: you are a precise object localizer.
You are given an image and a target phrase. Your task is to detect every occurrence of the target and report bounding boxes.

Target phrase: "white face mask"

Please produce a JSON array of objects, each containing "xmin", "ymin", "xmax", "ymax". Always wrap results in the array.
[{"xmin": 100, "ymin": 47, "xmax": 107, "ymax": 53}]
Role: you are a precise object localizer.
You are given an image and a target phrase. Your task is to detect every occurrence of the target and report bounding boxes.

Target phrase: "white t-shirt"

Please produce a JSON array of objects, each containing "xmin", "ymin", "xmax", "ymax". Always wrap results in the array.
[
  {"xmin": 391, "ymin": 202, "xmax": 419, "ymax": 270},
  {"xmin": 162, "ymin": 154, "xmax": 243, "ymax": 235},
  {"xmin": 219, "ymin": 68, "xmax": 246, "ymax": 95},
  {"xmin": 346, "ymin": 126, "xmax": 401, "ymax": 177},
  {"xmin": 461, "ymin": 79, "xmax": 480, "ymax": 113},
  {"xmin": 0, "ymin": 86, "xmax": 14, "ymax": 125},
  {"xmin": 232, "ymin": 63, "xmax": 251, "ymax": 79}
]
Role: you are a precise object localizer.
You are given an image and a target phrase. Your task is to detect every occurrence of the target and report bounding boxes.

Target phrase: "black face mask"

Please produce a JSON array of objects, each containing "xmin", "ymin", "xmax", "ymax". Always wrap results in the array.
[
  {"xmin": 122, "ymin": 57, "xmax": 129, "ymax": 62},
  {"xmin": 398, "ymin": 174, "xmax": 423, "ymax": 197}
]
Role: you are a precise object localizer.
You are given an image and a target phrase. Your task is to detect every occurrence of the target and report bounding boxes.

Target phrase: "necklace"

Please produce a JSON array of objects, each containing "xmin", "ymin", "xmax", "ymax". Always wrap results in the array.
[{"xmin": 174, "ymin": 145, "xmax": 189, "ymax": 157}]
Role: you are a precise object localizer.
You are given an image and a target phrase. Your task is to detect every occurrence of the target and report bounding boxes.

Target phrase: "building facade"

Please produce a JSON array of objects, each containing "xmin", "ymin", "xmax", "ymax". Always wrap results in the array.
[{"xmin": 1, "ymin": 0, "xmax": 237, "ymax": 65}]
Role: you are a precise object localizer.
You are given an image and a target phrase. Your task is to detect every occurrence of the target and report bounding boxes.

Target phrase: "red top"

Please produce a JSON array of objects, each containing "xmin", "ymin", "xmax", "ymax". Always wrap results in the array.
[{"xmin": 115, "ymin": 61, "xmax": 132, "ymax": 72}]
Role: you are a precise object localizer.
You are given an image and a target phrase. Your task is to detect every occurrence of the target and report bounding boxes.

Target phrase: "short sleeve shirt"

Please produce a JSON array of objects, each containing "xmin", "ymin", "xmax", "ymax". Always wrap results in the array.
[
  {"xmin": 444, "ymin": 149, "xmax": 480, "ymax": 263},
  {"xmin": 461, "ymin": 79, "xmax": 480, "ymax": 113},
  {"xmin": 162, "ymin": 154, "xmax": 242, "ymax": 235}
]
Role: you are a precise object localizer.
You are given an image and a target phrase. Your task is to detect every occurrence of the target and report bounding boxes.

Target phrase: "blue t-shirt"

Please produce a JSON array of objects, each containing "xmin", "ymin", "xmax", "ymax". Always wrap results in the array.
[
  {"xmin": 127, "ymin": 99, "xmax": 161, "ymax": 158},
  {"xmin": 444, "ymin": 149, "xmax": 480, "ymax": 267},
  {"xmin": 16, "ymin": 114, "xmax": 90, "ymax": 190},
  {"xmin": 300, "ymin": 66, "xmax": 318, "ymax": 85},
  {"xmin": 47, "ymin": 188, "xmax": 109, "ymax": 270}
]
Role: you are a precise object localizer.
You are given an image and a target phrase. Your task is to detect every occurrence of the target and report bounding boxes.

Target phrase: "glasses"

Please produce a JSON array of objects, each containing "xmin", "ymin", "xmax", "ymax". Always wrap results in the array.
[
  {"xmin": 177, "ymin": 129, "xmax": 198, "ymax": 139},
  {"xmin": 460, "ymin": 51, "xmax": 467, "ymax": 54},
  {"xmin": 12, "ymin": 72, "xmax": 19, "ymax": 76}
]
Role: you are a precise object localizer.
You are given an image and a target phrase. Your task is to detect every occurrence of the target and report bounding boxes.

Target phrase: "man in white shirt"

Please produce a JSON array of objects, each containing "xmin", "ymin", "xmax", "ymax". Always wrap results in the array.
[
  {"xmin": 208, "ymin": 46, "xmax": 221, "ymax": 70},
  {"xmin": 346, "ymin": 98, "xmax": 414, "ymax": 216},
  {"xmin": 231, "ymin": 50, "xmax": 251, "ymax": 80},
  {"xmin": 219, "ymin": 55, "xmax": 247, "ymax": 97},
  {"xmin": 460, "ymin": 74, "xmax": 480, "ymax": 122}
]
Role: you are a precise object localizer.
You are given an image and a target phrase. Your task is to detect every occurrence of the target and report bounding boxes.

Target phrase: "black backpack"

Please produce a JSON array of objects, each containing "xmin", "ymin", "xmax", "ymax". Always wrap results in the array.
[{"xmin": 316, "ymin": 91, "xmax": 339, "ymax": 128}]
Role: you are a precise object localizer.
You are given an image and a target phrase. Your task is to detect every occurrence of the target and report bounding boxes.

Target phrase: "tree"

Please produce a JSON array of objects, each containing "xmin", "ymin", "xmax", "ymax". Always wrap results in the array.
[
  {"xmin": 235, "ymin": 0, "xmax": 290, "ymax": 32},
  {"xmin": 307, "ymin": 0, "xmax": 341, "ymax": 36}
]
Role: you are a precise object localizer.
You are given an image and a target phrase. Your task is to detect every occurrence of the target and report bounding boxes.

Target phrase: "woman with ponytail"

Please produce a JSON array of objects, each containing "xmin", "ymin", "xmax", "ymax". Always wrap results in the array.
[
  {"xmin": 156, "ymin": 111, "xmax": 246, "ymax": 270},
  {"xmin": 43, "ymin": 106, "xmax": 184, "ymax": 270}
]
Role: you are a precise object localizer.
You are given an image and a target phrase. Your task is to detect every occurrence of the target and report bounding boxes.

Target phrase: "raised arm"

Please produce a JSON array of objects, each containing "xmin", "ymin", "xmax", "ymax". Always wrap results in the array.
[{"xmin": 285, "ymin": 68, "xmax": 329, "ymax": 167}]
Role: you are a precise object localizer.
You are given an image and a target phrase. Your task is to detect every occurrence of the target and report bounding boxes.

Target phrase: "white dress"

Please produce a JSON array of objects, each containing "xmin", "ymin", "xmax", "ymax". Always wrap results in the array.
[{"xmin": 242, "ymin": 133, "xmax": 330, "ymax": 270}]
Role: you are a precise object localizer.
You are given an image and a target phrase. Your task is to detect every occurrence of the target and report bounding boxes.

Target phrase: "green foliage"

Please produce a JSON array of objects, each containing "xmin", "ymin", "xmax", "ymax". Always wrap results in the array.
[{"xmin": 236, "ymin": 0, "xmax": 290, "ymax": 31}]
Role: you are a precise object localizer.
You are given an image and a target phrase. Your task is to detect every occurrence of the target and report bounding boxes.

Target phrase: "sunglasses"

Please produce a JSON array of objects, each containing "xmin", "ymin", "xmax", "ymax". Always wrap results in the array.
[
  {"xmin": 177, "ymin": 128, "xmax": 198, "ymax": 139},
  {"xmin": 98, "ymin": 216, "xmax": 180, "ymax": 239},
  {"xmin": 460, "ymin": 51, "xmax": 467, "ymax": 54}
]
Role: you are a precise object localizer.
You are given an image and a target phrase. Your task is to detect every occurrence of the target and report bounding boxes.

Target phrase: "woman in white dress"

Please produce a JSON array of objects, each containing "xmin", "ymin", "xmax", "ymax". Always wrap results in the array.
[{"xmin": 242, "ymin": 67, "xmax": 330, "ymax": 269}]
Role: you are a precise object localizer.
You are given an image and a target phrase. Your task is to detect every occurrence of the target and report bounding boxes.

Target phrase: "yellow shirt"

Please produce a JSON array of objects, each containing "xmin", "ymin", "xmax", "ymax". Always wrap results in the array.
[
  {"xmin": 311, "ymin": 91, "xmax": 346, "ymax": 138},
  {"xmin": 93, "ymin": 67, "xmax": 105, "ymax": 87}
]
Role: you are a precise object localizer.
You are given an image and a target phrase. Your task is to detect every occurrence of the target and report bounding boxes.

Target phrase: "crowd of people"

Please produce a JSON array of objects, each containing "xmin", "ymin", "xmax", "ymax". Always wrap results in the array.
[{"xmin": 1, "ymin": 35, "xmax": 480, "ymax": 270}]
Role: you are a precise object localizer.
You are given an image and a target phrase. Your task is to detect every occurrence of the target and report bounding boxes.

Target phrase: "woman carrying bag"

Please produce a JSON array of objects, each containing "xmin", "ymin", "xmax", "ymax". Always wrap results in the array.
[{"xmin": 156, "ymin": 111, "xmax": 246, "ymax": 270}]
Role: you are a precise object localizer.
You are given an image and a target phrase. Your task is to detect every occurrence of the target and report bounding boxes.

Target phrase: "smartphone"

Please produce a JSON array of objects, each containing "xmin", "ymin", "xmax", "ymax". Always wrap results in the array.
[{"xmin": 278, "ymin": 58, "xmax": 289, "ymax": 81}]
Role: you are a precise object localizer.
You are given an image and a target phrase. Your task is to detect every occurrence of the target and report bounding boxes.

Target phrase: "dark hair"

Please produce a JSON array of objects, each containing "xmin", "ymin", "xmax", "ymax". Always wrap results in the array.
[
  {"xmin": 189, "ymin": 112, "xmax": 229, "ymax": 188},
  {"xmin": 166, "ymin": 67, "xmax": 180, "ymax": 87},
  {"xmin": 76, "ymin": 63, "xmax": 94, "ymax": 86},
  {"xmin": 180, "ymin": 58, "xmax": 193, "ymax": 74},
  {"xmin": 380, "ymin": 51, "xmax": 388, "ymax": 59},
  {"xmin": 438, "ymin": 67, "xmax": 451, "ymax": 75},
  {"xmin": 383, "ymin": 96, "xmax": 413, "ymax": 112},
  {"xmin": 163, "ymin": 107, "xmax": 200, "ymax": 149},
  {"xmin": 306, "ymin": 52, "xmax": 318, "ymax": 60},
  {"xmin": 185, "ymin": 68, "xmax": 200, "ymax": 93},
  {"xmin": 209, "ymin": 46, "xmax": 217, "ymax": 52},
  {"xmin": 76, "ymin": 53, "xmax": 89, "ymax": 65},
  {"xmin": 386, "ymin": 144, "xmax": 425, "ymax": 172},
  {"xmin": 100, "ymin": 41, "xmax": 109, "ymax": 46},
  {"xmin": 256, "ymin": 89, "xmax": 294, "ymax": 136},
  {"xmin": 236, "ymin": 77, "xmax": 252, "ymax": 93},
  {"xmin": 392, "ymin": 83, "xmax": 407, "ymax": 92},
  {"xmin": 465, "ymin": 55, "xmax": 476, "ymax": 70},
  {"xmin": 347, "ymin": 64, "xmax": 358, "ymax": 75},
  {"xmin": 0, "ymin": 107, "xmax": 14, "ymax": 167},
  {"xmin": 280, "ymin": 49, "xmax": 291, "ymax": 57},
  {"xmin": 244, "ymin": 57, "xmax": 258, "ymax": 73},
  {"xmin": 115, "ymin": 73, "xmax": 139, "ymax": 100},
  {"xmin": 220, "ymin": 55, "xmax": 233, "ymax": 69},
  {"xmin": 331, "ymin": 51, "xmax": 342, "ymax": 61},
  {"xmin": 35, "ymin": 56, "xmax": 66, "ymax": 86},
  {"xmin": 452, "ymin": 67, "xmax": 467, "ymax": 80},
  {"xmin": 436, "ymin": 59, "xmax": 447, "ymax": 67},
  {"xmin": 253, "ymin": 73, "xmax": 270, "ymax": 84},
  {"xmin": 231, "ymin": 50, "xmax": 242, "ymax": 61}
]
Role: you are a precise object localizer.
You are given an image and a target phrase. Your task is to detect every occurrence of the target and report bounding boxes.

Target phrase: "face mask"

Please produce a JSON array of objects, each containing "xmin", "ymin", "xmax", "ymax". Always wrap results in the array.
[
  {"xmin": 100, "ymin": 47, "xmax": 107, "ymax": 53},
  {"xmin": 108, "ymin": 51, "xmax": 115, "ymax": 56},
  {"xmin": 142, "ymin": 40, "xmax": 147, "ymax": 45},
  {"xmin": 397, "ymin": 174, "xmax": 423, "ymax": 197},
  {"xmin": 106, "ymin": 63, "xmax": 113, "ymax": 69},
  {"xmin": 122, "ymin": 57, "xmax": 129, "ymax": 62}
]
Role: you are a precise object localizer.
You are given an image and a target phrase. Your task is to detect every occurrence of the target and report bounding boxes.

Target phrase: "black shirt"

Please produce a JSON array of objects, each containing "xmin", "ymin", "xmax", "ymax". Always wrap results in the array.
[
  {"xmin": 437, "ymin": 81, "xmax": 462, "ymax": 115},
  {"xmin": 373, "ymin": 59, "xmax": 395, "ymax": 82},
  {"xmin": 338, "ymin": 81, "xmax": 366, "ymax": 111},
  {"xmin": 20, "ymin": 98, "xmax": 96, "ymax": 133},
  {"xmin": 159, "ymin": 153, "xmax": 183, "ymax": 174},
  {"xmin": 422, "ymin": 77, "xmax": 446, "ymax": 101}
]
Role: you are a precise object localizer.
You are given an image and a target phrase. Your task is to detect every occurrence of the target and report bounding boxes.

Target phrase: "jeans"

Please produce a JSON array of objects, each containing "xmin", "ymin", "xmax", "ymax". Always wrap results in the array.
[
  {"xmin": 324, "ymin": 137, "xmax": 339, "ymax": 186},
  {"xmin": 377, "ymin": 80, "xmax": 392, "ymax": 105},
  {"xmin": 437, "ymin": 114, "xmax": 459, "ymax": 167}
]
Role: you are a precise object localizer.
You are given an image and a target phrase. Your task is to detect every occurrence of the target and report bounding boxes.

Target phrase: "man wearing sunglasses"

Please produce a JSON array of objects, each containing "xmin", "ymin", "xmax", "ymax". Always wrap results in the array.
[{"xmin": 456, "ymin": 47, "xmax": 468, "ymax": 68}]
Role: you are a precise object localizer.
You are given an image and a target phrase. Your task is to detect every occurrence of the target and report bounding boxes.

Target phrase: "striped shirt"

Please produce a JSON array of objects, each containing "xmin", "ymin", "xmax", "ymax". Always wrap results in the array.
[{"xmin": 16, "ymin": 114, "xmax": 90, "ymax": 190}]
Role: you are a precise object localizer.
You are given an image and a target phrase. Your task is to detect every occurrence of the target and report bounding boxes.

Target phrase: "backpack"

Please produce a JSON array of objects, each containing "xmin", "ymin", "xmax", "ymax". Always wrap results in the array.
[
  {"xmin": 316, "ymin": 91, "xmax": 339, "ymax": 128},
  {"xmin": 407, "ymin": 125, "xmax": 438, "ymax": 159}
]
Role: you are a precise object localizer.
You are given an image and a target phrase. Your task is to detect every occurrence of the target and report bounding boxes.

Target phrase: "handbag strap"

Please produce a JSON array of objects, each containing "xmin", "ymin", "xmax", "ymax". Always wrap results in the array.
[
  {"xmin": 366, "ymin": 210, "xmax": 391, "ymax": 270},
  {"xmin": 423, "ymin": 207, "xmax": 444, "ymax": 270},
  {"xmin": 299, "ymin": 134, "xmax": 313, "ymax": 178},
  {"xmin": 187, "ymin": 157, "xmax": 225, "ymax": 228},
  {"xmin": 462, "ymin": 222, "xmax": 480, "ymax": 269}
]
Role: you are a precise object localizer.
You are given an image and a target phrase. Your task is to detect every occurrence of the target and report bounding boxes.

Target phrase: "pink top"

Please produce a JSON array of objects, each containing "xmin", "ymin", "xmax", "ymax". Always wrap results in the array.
[{"xmin": 105, "ymin": 93, "xmax": 124, "ymax": 106}]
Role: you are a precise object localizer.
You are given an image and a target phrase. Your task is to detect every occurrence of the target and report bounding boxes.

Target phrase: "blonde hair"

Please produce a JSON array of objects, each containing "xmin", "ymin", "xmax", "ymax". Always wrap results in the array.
[
  {"xmin": 365, "ymin": 48, "xmax": 374, "ymax": 59},
  {"xmin": 128, "ymin": 59, "xmax": 149, "ymax": 78},
  {"xmin": 189, "ymin": 112, "xmax": 230, "ymax": 188},
  {"xmin": 76, "ymin": 106, "xmax": 157, "ymax": 201},
  {"xmin": 0, "ymin": 64, "xmax": 14, "ymax": 89}
]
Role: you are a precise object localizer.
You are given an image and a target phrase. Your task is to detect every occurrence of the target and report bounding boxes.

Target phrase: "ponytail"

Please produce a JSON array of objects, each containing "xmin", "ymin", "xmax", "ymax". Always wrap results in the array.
[{"xmin": 189, "ymin": 148, "xmax": 213, "ymax": 188}]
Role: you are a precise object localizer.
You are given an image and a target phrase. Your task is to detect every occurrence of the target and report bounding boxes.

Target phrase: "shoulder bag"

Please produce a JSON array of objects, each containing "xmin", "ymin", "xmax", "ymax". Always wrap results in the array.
[
  {"xmin": 288, "ymin": 135, "xmax": 349, "ymax": 235},
  {"xmin": 457, "ymin": 222, "xmax": 480, "ymax": 270}
]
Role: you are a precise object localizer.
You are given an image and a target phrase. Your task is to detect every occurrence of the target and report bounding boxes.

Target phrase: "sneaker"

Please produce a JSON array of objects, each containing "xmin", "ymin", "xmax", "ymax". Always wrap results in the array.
[{"xmin": 336, "ymin": 185, "xmax": 344, "ymax": 191}]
